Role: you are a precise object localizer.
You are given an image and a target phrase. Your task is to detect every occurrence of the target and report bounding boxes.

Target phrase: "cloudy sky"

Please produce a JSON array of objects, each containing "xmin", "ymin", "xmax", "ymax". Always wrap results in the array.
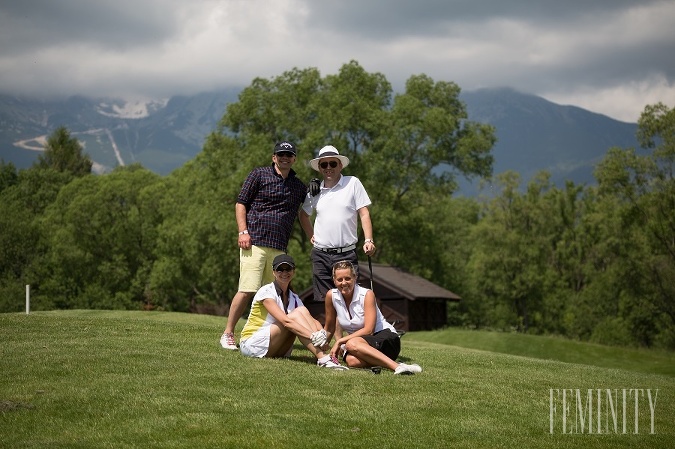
[{"xmin": 1, "ymin": 0, "xmax": 674, "ymax": 122}]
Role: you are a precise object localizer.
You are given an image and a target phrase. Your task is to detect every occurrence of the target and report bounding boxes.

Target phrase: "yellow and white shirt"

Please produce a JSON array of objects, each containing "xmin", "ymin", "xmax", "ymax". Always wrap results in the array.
[{"xmin": 240, "ymin": 282, "xmax": 304, "ymax": 341}]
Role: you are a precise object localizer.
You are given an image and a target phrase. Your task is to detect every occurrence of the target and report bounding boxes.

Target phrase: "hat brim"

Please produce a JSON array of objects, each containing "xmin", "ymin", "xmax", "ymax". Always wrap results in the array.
[
  {"xmin": 309, "ymin": 155, "xmax": 350, "ymax": 171},
  {"xmin": 273, "ymin": 262, "xmax": 295, "ymax": 270}
]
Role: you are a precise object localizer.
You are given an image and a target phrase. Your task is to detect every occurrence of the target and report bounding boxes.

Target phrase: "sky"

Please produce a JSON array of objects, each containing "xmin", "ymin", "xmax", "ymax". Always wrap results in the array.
[{"xmin": 1, "ymin": 0, "xmax": 674, "ymax": 123}]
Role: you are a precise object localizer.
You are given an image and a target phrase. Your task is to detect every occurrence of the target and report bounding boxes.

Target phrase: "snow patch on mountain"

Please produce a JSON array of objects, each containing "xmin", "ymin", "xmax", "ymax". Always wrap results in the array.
[{"xmin": 96, "ymin": 98, "xmax": 168, "ymax": 119}]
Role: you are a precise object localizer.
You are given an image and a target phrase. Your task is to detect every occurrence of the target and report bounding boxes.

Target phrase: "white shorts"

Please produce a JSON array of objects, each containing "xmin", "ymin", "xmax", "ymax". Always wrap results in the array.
[
  {"xmin": 240, "ymin": 327, "xmax": 271, "ymax": 358},
  {"xmin": 240, "ymin": 326, "xmax": 295, "ymax": 358}
]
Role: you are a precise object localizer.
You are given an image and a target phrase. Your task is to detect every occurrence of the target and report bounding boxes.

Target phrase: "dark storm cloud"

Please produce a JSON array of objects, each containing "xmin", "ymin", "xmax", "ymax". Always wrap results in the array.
[
  {"xmin": 0, "ymin": 0, "xmax": 176, "ymax": 55},
  {"xmin": 301, "ymin": 0, "xmax": 668, "ymax": 38},
  {"xmin": 302, "ymin": 0, "xmax": 675, "ymax": 76},
  {"xmin": 0, "ymin": 0, "xmax": 672, "ymax": 121}
]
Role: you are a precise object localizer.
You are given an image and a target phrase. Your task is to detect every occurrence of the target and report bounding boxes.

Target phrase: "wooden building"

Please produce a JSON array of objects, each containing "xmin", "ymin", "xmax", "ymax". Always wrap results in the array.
[{"xmin": 300, "ymin": 263, "xmax": 461, "ymax": 333}]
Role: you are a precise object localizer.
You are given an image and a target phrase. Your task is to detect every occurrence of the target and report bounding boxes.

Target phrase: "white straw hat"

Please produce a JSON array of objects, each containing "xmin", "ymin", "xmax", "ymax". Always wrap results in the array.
[{"xmin": 309, "ymin": 145, "xmax": 350, "ymax": 171}]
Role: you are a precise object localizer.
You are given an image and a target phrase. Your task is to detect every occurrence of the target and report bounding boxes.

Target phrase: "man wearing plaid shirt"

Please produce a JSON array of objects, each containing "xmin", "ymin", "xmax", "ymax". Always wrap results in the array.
[{"xmin": 220, "ymin": 141, "xmax": 307, "ymax": 350}]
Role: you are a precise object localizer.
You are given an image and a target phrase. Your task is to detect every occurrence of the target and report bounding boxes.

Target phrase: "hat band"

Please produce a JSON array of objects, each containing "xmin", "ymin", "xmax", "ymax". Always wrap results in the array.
[{"xmin": 319, "ymin": 151, "xmax": 339, "ymax": 157}]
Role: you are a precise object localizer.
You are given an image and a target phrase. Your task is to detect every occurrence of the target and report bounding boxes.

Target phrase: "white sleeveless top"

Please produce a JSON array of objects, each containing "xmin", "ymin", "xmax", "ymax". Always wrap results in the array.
[{"xmin": 330, "ymin": 284, "xmax": 395, "ymax": 334}]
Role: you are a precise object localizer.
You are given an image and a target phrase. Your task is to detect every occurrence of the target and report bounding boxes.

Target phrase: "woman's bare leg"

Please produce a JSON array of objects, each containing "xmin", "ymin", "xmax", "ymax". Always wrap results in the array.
[
  {"xmin": 266, "ymin": 322, "xmax": 297, "ymax": 358},
  {"xmin": 343, "ymin": 337, "xmax": 398, "ymax": 370}
]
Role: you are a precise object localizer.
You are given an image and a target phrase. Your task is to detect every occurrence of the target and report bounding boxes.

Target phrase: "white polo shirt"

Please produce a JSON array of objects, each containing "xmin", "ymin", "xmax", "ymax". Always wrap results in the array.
[{"xmin": 302, "ymin": 175, "xmax": 371, "ymax": 249}]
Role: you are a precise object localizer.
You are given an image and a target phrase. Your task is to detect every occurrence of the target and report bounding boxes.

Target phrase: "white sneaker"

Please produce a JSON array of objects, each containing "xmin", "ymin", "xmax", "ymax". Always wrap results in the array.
[
  {"xmin": 394, "ymin": 363, "xmax": 422, "ymax": 375},
  {"xmin": 220, "ymin": 332, "xmax": 238, "ymax": 350},
  {"xmin": 317, "ymin": 356, "xmax": 349, "ymax": 370}
]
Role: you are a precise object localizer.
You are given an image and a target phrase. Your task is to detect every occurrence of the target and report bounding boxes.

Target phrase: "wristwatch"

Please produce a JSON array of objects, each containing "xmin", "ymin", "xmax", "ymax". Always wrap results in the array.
[
  {"xmin": 364, "ymin": 239, "xmax": 374, "ymax": 244},
  {"xmin": 238, "ymin": 230, "xmax": 249, "ymax": 235}
]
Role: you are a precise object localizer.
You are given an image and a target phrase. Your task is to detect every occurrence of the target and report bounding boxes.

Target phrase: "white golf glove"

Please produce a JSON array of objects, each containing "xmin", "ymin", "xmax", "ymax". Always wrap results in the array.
[{"xmin": 310, "ymin": 329, "xmax": 328, "ymax": 348}]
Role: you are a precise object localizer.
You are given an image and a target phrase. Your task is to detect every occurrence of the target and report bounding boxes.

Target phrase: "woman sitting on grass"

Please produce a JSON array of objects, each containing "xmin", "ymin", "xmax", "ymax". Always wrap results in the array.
[
  {"xmin": 324, "ymin": 260, "xmax": 422, "ymax": 375},
  {"xmin": 239, "ymin": 254, "xmax": 347, "ymax": 370}
]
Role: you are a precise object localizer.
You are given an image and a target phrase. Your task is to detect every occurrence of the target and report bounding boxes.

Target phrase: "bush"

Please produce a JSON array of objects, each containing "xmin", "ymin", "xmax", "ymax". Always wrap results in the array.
[{"xmin": 589, "ymin": 317, "xmax": 634, "ymax": 347}]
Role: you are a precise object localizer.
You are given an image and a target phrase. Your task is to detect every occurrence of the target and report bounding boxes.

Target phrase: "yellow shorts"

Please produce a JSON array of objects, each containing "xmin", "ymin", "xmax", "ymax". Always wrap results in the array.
[{"xmin": 238, "ymin": 245, "xmax": 284, "ymax": 292}]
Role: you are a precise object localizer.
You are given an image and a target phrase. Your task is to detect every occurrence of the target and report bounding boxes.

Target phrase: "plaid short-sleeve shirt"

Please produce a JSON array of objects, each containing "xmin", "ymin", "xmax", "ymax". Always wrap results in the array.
[{"xmin": 237, "ymin": 164, "xmax": 307, "ymax": 251}]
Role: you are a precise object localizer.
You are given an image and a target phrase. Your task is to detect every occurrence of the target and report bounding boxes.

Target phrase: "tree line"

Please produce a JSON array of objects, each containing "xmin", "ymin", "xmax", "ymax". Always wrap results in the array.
[{"xmin": 1, "ymin": 61, "xmax": 673, "ymax": 349}]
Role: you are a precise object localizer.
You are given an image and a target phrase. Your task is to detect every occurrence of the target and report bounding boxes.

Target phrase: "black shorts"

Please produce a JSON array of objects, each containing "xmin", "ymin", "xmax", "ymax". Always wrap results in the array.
[{"xmin": 360, "ymin": 329, "xmax": 401, "ymax": 361}]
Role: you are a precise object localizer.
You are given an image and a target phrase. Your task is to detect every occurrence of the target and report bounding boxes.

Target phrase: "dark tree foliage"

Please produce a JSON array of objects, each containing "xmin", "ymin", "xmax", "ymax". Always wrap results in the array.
[
  {"xmin": 0, "ymin": 160, "xmax": 18, "ymax": 193},
  {"xmin": 35, "ymin": 126, "xmax": 93, "ymax": 177}
]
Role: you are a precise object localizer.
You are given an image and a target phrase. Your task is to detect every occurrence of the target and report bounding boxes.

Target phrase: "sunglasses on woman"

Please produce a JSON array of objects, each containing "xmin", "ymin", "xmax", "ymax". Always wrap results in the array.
[
  {"xmin": 275, "ymin": 265, "xmax": 295, "ymax": 272},
  {"xmin": 319, "ymin": 161, "xmax": 339, "ymax": 169}
]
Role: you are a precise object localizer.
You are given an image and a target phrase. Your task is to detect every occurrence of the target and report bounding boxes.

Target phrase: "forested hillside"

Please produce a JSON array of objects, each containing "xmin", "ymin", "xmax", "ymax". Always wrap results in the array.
[
  {"xmin": 1, "ymin": 86, "xmax": 639, "ymax": 193},
  {"xmin": 1, "ymin": 62, "xmax": 673, "ymax": 349},
  {"xmin": 0, "ymin": 90, "xmax": 239, "ymax": 174}
]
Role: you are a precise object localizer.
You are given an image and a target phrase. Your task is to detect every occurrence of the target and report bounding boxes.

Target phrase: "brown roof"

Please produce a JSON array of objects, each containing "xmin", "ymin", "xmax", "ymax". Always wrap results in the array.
[{"xmin": 358, "ymin": 263, "xmax": 461, "ymax": 301}]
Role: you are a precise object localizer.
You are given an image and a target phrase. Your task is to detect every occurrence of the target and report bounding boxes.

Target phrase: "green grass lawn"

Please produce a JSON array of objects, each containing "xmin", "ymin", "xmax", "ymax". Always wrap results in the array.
[
  {"xmin": 408, "ymin": 327, "xmax": 675, "ymax": 377},
  {"xmin": 1, "ymin": 310, "xmax": 673, "ymax": 449}
]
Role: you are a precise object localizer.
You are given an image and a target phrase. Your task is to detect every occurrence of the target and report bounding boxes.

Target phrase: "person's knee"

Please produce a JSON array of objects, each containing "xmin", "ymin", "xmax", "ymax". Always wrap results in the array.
[
  {"xmin": 344, "ymin": 339, "xmax": 363, "ymax": 354},
  {"xmin": 287, "ymin": 308, "xmax": 302, "ymax": 319},
  {"xmin": 297, "ymin": 307, "xmax": 315, "ymax": 320},
  {"xmin": 234, "ymin": 291, "xmax": 255, "ymax": 301}
]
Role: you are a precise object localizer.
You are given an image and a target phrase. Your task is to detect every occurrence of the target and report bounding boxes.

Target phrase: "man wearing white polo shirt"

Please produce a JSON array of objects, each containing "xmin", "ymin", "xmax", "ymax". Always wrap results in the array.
[{"xmin": 299, "ymin": 145, "xmax": 377, "ymax": 305}]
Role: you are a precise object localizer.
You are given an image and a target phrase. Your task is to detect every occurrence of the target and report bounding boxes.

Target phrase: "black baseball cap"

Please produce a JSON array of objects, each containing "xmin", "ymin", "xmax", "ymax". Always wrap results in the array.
[
  {"xmin": 274, "ymin": 141, "xmax": 296, "ymax": 156},
  {"xmin": 272, "ymin": 254, "xmax": 296, "ymax": 271}
]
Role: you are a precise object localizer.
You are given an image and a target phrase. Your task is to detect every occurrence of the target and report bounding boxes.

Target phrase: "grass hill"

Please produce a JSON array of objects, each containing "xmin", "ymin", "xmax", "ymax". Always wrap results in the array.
[{"xmin": 1, "ymin": 310, "xmax": 672, "ymax": 448}]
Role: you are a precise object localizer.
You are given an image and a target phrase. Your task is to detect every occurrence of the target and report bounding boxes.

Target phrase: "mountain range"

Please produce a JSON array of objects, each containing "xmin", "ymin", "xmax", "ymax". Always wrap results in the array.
[
  {"xmin": 0, "ymin": 87, "xmax": 639, "ymax": 194},
  {"xmin": 461, "ymin": 88, "xmax": 639, "ymax": 192}
]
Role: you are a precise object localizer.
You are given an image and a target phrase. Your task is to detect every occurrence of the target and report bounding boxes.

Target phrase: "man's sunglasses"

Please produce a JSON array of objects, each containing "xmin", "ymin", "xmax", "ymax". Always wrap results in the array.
[
  {"xmin": 276, "ymin": 151, "xmax": 295, "ymax": 158},
  {"xmin": 319, "ymin": 161, "xmax": 339, "ymax": 169}
]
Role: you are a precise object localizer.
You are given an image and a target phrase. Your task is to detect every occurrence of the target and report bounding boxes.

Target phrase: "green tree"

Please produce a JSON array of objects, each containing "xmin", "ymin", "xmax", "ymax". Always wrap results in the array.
[
  {"xmin": 149, "ymin": 150, "xmax": 241, "ymax": 312},
  {"xmin": 0, "ymin": 200, "xmax": 39, "ymax": 311},
  {"xmin": 363, "ymin": 73, "xmax": 495, "ymax": 271},
  {"xmin": 366, "ymin": 74, "xmax": 493, "ymax": 202},
  {"xmin": 465, "ymin": 171, "xmax": 559, "ymax": 332},
  {"xmin": 35, "ymin": 165, "xmax": 162, "ymax": 310},
  {"xmin": 35, "ymin": 126, "xmax": 92, "ymax": 176},
  {"xmin": 315, "ymin": 61, "xmax": 391, "ymax": 168},
  {"xmin": 593, "ymin": 102, "xmax": 675, "ymax": 347},
  {"xmin": 0, "ymin": 168, "xmax": 73, "ymax": 312},
  {"xmin": 0, "ymin": 159, "xmax": 18, "ymax": 193}
]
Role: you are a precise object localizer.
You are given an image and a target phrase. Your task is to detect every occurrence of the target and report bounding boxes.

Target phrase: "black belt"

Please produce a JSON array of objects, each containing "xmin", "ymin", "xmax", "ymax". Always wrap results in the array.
[{"xmin": 315, "ymin": 244, "xmax": 356, "ymax": 254}]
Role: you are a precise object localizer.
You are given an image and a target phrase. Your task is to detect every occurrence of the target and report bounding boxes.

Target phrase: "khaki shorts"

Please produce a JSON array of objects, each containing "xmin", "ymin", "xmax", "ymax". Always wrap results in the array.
[{"xmin": 238, "ymin": 245, "xmax": 284, "ymax": 292}]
